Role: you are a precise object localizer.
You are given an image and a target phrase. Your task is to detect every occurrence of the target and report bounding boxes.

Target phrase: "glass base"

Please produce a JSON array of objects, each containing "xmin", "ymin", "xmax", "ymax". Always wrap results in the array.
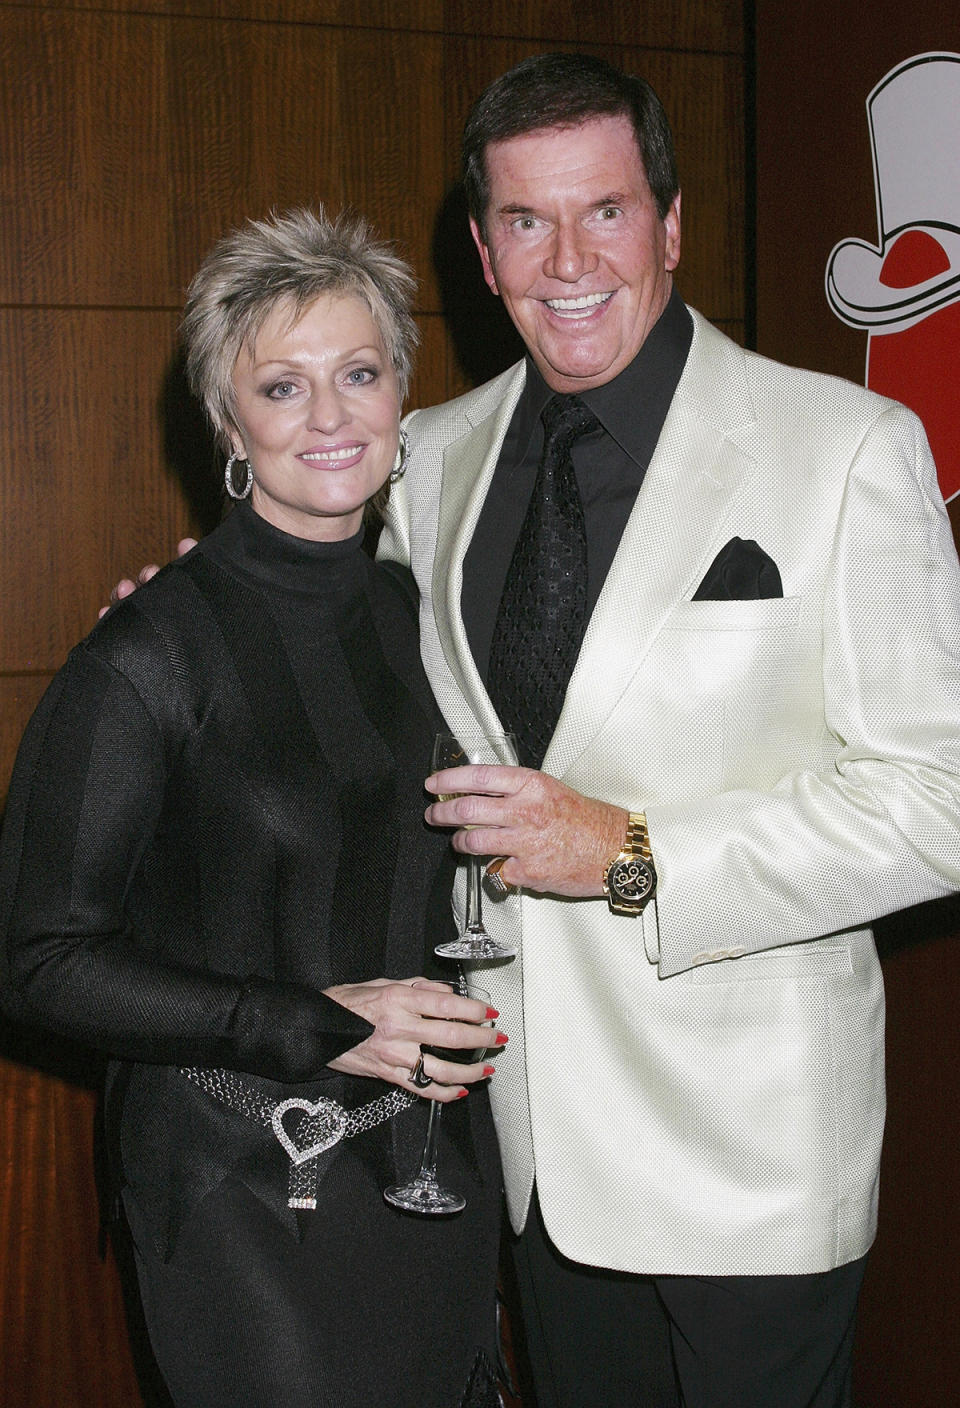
[
  {"xmin": 434, "ymin": 935, "xmax": 517, "ymax": 960},
  {"xmin": 384, "ymin": 1176, "xmax": 466, "ymax": 1215}
]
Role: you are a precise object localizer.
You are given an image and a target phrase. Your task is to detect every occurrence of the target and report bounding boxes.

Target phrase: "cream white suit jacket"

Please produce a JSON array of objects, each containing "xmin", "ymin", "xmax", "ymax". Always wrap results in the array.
[{"xmin": 379, "ymin": 309, "xmax": 960, "ymax": 1276}]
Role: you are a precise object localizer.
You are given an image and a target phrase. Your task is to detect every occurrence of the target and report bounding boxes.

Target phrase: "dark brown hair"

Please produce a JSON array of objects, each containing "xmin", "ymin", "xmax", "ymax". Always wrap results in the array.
[{"xmin": 463, "ymin": 53, "xmax": 679, "ymax": 239}]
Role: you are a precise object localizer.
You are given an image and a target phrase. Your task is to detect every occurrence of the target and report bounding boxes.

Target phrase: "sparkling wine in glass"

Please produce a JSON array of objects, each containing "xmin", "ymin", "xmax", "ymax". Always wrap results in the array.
[
  {"xmin": 383, "ymin": 983, "xmax": 492, "ymax": 1216},
  {"xmin": 431, "ymin": 731, "xmax": 518, "ymax": 962}
]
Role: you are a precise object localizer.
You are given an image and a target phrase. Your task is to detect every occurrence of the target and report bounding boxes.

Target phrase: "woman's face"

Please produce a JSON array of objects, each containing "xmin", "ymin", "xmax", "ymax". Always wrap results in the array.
[{"xmin": 229, "ymin": 293, "xmax": 400, "ymax": 541}]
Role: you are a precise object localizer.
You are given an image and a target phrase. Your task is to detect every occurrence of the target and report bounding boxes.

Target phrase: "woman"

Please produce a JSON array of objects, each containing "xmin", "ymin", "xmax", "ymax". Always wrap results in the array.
[{"xmin": 0, "ymin": 208, "xmax": 503, "ymax": 1408}]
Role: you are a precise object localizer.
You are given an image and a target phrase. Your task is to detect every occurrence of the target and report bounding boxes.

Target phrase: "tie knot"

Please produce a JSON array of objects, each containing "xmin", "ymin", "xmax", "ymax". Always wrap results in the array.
[{"xmin": 541, "ymin": 394, "xmax": 600, "ymax": 455}]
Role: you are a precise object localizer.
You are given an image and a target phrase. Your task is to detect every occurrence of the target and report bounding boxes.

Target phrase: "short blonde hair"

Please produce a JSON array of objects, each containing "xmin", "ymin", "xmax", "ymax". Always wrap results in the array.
[{"xmin": 181, "ymin": 206, "xmax": 419, "ymax": 449}]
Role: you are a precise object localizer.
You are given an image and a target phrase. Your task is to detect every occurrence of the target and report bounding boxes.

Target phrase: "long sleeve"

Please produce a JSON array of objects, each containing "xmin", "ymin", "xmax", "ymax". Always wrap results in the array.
[
  {"xmin": 2, "ymin": 640, "xmax": 371, "ymax": 1081},
  {"xmin": 645, "ymin": 401, "xmax": 960, "ymax": 976}
]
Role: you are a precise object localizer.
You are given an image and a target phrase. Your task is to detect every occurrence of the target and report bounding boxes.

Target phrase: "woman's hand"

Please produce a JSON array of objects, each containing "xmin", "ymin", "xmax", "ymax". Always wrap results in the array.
[{"xmin": 324, "ymin": 977, "xmax": 504, "ymax": 1102}]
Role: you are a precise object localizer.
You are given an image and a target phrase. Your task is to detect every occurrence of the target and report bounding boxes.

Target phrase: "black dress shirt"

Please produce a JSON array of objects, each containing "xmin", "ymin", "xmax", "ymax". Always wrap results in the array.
[{"xmin": 462, "ymin": 289, "xmax": 693, "ymax": 684}]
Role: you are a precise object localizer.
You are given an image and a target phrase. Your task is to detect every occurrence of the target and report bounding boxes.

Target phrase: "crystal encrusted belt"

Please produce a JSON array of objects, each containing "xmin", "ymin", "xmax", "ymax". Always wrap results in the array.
[{"xmin": 180, "ymin": 1066, "xmax": 416, "ymax": 1209}]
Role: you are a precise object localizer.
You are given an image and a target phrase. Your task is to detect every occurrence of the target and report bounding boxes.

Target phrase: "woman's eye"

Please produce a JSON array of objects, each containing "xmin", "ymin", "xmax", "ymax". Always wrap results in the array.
[
  {"xmin": 345, "ymin": 366, "xmax": 377, "ymax": 386},
  {"xmin": 267, "ymin": 379, "xmax": 297, "ymax": 399}
]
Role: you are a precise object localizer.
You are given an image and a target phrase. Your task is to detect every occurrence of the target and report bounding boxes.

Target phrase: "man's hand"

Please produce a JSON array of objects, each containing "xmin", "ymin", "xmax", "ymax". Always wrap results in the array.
[
  {"xmin": 425, "ymin": 765, "xmax": 627, "ymax": 897},
  {"xmin": 99, "ymin": 538, "xmax": 198, "ymax": 618}
]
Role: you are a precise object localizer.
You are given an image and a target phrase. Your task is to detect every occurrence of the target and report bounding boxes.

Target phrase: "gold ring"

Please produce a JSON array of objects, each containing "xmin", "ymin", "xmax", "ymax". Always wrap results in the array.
[{"xmin": 485, "ymin": 856, "xmax": 512, "ymax": 896}]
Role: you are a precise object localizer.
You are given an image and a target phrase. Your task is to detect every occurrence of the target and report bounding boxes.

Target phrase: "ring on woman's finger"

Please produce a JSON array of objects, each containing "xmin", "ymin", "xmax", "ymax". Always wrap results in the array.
[{"xmin": 409, "ymin": 1052, "xmax": 431, "ymax": 1089}]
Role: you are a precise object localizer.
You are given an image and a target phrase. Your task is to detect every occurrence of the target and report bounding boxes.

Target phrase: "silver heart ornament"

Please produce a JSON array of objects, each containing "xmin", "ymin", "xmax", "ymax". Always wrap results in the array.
[{"xmin": 271, "ymin": 1097, "xmax": 345, "ymax": 1165}]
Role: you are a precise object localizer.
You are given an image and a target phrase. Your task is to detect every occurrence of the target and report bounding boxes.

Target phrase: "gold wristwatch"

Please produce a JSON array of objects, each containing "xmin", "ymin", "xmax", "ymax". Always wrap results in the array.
[{"xmin": 603, "ymin": 812, "xmax": 657, "ymax": 915}]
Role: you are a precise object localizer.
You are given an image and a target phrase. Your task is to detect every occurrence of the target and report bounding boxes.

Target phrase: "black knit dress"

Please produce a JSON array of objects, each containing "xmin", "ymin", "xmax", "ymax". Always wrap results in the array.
[{"xmin": 0, "ymin": 501, "xmax": 501, "ymax": 1408}]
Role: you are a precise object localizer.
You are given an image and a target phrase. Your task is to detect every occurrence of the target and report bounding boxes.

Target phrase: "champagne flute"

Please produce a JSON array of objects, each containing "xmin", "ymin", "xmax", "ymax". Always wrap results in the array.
[
  {"xmin": 431, "ymin": 730, "xmax": 519, "ymax": 961},
  {"xmin": 383, "ymin": 982, "xmax": 493, "ymax": 1215}
]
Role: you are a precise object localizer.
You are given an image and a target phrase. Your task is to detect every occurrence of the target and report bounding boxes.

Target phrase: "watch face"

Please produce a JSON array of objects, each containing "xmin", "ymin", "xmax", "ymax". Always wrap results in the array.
[{"xmin": 608, "ymin": 856, "xmax": 656, "ymax": 904}]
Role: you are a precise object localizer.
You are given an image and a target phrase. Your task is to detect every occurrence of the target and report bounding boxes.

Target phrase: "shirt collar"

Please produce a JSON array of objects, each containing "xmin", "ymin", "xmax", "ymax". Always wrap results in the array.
[{"xmin": 513, "ymin": 288, "xmax": 693, "ymax": 465}]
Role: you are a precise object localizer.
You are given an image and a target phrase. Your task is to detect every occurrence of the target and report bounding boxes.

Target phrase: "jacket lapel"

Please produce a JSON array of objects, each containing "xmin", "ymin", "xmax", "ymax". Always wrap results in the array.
[
  {"xmin": 430, "ymin": 363, "xmax": 526, "ymax": 742},
  {"xmin": 545, "ymin": 313, "xmax": 761, "ymax": 779}
]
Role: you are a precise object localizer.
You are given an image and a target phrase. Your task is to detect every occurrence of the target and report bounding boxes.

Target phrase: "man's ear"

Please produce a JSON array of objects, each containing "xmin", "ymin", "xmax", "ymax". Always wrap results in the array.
[
  {"xmin": 663, "ymin": 191, "xmax": 681, "ymax": 273},
  {"xmin": 469, "ymin": 216, "xmax": 500, "ymax": 297}
]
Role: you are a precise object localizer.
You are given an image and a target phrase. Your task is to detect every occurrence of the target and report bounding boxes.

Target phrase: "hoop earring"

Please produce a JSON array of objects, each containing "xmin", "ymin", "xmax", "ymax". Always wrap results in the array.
[
  {"xmin": 224, "ymin": 451, "xmax": 253, "ymax": 500},
  {"xmin": 389, "ymin": 429, "xmax": 410, "ymax": 484}
]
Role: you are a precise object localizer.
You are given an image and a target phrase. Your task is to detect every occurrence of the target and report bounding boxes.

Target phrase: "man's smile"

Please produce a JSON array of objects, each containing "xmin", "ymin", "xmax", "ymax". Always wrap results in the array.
[{"xmin": 543, "ymin": 291, "xmax": 615, "ymax": 315}]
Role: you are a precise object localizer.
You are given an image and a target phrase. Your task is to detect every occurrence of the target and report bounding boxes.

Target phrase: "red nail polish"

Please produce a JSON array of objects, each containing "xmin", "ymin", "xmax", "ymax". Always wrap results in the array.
[
  {"xmin": 485, "ymin": 1007, "xmax": 499, "ymax": 1019},
  {"xmin": 457, "ymin": 1088, "xmax": 469, "ymax": 1098},
  {"xmin": 494, "ymin": 1032, "xmax": 509, "ymax": 1045},
  {"xmin": 483, "ymin": 1065, "xmax": 496, "ymax": 1076}
]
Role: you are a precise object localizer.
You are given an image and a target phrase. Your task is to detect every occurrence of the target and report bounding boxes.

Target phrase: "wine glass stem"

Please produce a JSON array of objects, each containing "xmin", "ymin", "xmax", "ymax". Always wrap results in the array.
[
  {"xmin": 417, "ymin": 1100, "xmax": 443, "ymax": 1182},
  {"xmin": 464, "ymin": 855, "xmax": 486, "ymax": 934}
]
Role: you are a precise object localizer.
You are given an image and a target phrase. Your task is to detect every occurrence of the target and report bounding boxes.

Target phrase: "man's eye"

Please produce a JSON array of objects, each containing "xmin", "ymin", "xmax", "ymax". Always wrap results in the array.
[{"xmin": 599, "ymin": 206, "xmax": 622, "ymax": 220}]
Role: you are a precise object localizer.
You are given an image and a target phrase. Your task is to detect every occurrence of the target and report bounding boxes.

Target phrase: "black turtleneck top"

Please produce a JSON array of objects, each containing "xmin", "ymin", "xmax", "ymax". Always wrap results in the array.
[{"xmin": 2, "ymin": 500, "xmax": 456, "ymax": 1082}]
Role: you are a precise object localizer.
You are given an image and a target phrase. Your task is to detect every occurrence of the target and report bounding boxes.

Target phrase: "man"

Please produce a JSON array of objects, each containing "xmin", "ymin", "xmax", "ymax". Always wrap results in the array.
[{"xmin": 377, "ymin": 52, "xmax": 960, "ymax": 1408}]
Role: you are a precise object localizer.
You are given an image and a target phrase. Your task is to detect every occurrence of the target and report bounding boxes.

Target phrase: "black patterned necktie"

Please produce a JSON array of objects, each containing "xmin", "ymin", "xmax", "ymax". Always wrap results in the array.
[{"xmin": 487, "ymin": 393, "xmax": 599, "ymax": 769}]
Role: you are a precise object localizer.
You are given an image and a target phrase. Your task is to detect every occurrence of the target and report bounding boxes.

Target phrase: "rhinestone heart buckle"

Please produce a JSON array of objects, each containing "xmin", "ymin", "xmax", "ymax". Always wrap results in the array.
[{"xmin": 271, "ymin": 1097, "xmax": 346, "ymax": 1166}]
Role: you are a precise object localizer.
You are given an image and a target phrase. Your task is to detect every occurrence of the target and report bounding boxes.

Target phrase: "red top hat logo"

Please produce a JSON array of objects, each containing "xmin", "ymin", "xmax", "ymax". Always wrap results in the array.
[{"xmin": 826, "ymin": 53, "xmax": 960, "ymax": 503}]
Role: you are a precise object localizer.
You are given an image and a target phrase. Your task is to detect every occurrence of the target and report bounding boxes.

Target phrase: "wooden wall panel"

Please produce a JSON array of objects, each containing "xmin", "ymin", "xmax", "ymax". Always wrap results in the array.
[
  {"xmin": 0, "ymin": 12, "xmax": 449, "ymax": 309},
  {"xmin": 1, "ymin": 12, "xmax": 743, "ymax": 322},
  {"xmin": 0, "ymin": 309, "xmax": 197, "ymax": 668},
  {"xmin": 1, "ymin": 4, "xmax": 747, "ymax": 1404},
  {"xmin": 161, "ymin": 22, "xmax": 449, "ymax": 311},
  {"xmin": 1, "ymin": 0, "xmax": 743, "ymax": 51},
  {"xmin": 442, "ymin": 0, "xmax": 743, "ymax": 50},
  {"xmin": 0, "ymin": 0, "xmax": 447, "ymax": 24},
  {"xmin": 0, "ymin": 1063, "xmax": 145, "ymax": 1408},
  {"xmin": 0, "ymin": 11, "xmax": 168, "ymax": 307},
  {"xmin": 625, "ymin": 48, "xmax": 745, "ymax": 324}
]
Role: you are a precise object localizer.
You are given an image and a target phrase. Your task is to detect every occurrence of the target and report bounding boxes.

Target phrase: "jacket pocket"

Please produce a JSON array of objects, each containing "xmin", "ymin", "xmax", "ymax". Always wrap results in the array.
[{"xmin": 685, "ymin": 943, "xmax": 853, "ymax": 984}]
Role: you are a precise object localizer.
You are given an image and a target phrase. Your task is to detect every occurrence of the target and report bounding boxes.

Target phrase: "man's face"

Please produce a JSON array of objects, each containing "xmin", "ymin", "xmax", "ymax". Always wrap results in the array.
[{"xmin": 470, "ymin": 115, "xmax": 681, "ymax": 392}]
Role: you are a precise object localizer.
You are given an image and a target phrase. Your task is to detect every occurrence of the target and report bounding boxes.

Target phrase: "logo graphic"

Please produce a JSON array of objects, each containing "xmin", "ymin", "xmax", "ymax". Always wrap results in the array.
[{"xmin": 825, "ymin": 52, "xmax": 960, "ymax": 503}]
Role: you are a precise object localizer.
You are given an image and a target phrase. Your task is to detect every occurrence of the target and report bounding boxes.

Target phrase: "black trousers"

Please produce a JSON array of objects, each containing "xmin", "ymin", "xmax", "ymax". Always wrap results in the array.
[{"xmin": 512, "ymin": 1191, "xmax": 866, "ymax": 1408}]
